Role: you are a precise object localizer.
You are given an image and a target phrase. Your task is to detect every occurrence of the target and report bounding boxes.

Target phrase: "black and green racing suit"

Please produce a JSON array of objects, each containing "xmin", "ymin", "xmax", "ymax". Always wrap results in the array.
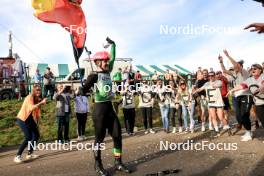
[{"xmin": 83, "ymin": 43, "xmax": 122, "ymax": 158}]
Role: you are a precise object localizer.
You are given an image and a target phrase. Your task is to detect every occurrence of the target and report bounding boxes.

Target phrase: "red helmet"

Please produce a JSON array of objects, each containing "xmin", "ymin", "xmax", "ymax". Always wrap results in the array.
[{"xmin": 92, "ymin": 51, "xmax": 110, "ymax": 61}]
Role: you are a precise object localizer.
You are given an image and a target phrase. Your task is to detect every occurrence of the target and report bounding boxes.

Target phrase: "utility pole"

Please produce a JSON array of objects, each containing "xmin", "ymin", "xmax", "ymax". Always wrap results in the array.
[{"xmin": 8, "ymin": 31, "xmax": 13, "ymax": 58}]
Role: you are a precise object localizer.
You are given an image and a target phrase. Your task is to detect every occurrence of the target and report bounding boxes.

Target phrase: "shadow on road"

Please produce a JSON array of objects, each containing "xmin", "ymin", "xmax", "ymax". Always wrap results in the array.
[
  {"xmin": 248, "ymin": 156, "xmax": 264, "ymax": 176},
  {"xmin": 107, "ymin": 129, "xmax": 217, "ymax": 175},
  {"xmin": 190, "ymin": 158, "xmax": 232, "ymax": 176}
]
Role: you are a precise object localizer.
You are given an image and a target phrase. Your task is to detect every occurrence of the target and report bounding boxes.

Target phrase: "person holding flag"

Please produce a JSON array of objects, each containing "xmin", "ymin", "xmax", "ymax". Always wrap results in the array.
[{"xmin": 83, "ymin": 37, "xmax": 131, "ymax": 176}]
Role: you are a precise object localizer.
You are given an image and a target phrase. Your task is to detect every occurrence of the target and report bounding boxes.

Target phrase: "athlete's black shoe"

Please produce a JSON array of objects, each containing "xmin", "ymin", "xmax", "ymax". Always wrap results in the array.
[
  {"xmin": 94, "ymin": 150, "xmax": 109, "ymax": 176},
  {"xmin": 114, "ymin": 158, "xmax": 132, "ymax": 173},
  {"xmin": 95, "ymin": 160, "xmax": 109, "ymax": 176}
]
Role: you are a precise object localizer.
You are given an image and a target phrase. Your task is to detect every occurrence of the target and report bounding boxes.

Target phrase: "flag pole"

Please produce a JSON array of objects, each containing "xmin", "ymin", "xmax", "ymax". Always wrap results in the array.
[
  {"xmin": 76, "ymin": 62, "xmax": 84, "ymax": 87},
  {"xmin": 84, "ymin": 47, "xmax": 94, "ymax": 73}
]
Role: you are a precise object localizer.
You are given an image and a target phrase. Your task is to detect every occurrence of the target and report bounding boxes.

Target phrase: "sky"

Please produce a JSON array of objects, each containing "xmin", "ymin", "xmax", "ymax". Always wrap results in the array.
[{"xmin": 0, "ymin": 0, "xmax": 264, "ymax": 72}]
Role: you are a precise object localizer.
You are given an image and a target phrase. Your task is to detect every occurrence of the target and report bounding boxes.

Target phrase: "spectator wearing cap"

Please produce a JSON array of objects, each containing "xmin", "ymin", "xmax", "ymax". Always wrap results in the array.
[
  {"xmin": 43, "ymin": 67, "xmax": 55, "ymax": 99},
  {"xmin": 219, "ymin": 50, "xmax": 253, "ymax": 139},
  {"xmin": 227, "ymin": 63, "xmax": 264, "ymax": 141}
]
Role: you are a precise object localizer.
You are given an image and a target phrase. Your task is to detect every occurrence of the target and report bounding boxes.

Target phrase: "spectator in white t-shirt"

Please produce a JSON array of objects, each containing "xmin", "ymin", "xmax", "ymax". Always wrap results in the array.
[
  {"xmin": 228, "ymin": 64, "xmax": 264, "ymax": 141},
  {"xmin": 219, "ymin": 50, "xmax": 252, "ymax": 138},
  {"xmin": 138, "ymin": 80, "xmax": 155, "ymax": 134},
  {"xmin": 194, "ymin": 71, "xmax": 230, "ymax": 137},
  {"xmin": 120, "ymin": 80, "xmax": 136, "ymax": 135}
]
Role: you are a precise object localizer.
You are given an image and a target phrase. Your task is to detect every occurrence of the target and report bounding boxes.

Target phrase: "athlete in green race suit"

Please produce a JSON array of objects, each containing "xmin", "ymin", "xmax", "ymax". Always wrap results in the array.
[{"xmin": 83, "ymin": 37, "xmax": 131, "ymax": 176}]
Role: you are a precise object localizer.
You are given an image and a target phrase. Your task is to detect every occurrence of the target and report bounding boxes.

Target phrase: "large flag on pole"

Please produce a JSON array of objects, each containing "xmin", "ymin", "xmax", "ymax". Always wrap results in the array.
[{"xmin": 32, "ymin": 0, "xmax": 87, "ymax": 63}]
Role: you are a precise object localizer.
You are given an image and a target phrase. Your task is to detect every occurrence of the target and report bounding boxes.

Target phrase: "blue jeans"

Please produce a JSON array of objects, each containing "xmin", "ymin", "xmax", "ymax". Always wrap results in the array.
[
  {"xmin": 160, "ymin": 104, "xmax": 170, "ymax": 130},
  {"xmin": 16, "ymin": 118, "xmax": 39, "ymax": 156},
  {"xmin": 182, "ymin": 103, "xmax": 196, "ymax": 129}
]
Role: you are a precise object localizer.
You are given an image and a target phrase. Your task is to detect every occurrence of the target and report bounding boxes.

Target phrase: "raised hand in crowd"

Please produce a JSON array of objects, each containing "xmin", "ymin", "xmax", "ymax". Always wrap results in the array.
[
  {"xmin": 218, "ymin": 55, "xmax": 223, "ymax": 63},
  {"xmin": 244, "ymin": 23, "xmax": 264, "ymax": 34},
  {"xmin": 223, "ymin": 49, "xmax": 230, "ymax": 58}
]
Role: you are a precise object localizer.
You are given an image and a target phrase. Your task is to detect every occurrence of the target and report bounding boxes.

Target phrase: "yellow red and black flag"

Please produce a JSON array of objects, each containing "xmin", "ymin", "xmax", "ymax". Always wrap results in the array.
[{"xmin": 32, "ymin": 0, "xmax": 87, "ymax": 63}]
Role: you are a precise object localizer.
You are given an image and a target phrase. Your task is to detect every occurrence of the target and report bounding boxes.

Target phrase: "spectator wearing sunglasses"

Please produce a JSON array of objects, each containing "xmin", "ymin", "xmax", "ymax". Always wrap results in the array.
[
  {"xmin": 193, "ymin": 71, "xmax": 230, "ymax": 137},
  {"xmin": 228, "ymin": 64, "xmax": 264, "ymax": 141}
]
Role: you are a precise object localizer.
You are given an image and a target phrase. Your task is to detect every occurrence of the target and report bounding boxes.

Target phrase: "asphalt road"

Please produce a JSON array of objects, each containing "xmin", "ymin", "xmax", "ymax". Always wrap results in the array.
[{"xmin": 0, "ymin": 126, "xmax": 264, "ymax": 176}]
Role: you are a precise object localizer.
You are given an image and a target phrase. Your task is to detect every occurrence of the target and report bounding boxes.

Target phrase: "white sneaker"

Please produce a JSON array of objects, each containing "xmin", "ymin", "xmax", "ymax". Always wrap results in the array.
[
  {"xmin": 201, "ymin": 126, "xmax": 205, "ymax": 132},
  {"xmin": 223, "ymin": 125, "xmax": 230, "ymax": 130},
  {"xmin": 219, "ymin": 122, "xmax": 223, "ymax": 129},
  {"xmin": 209, "ymin": 122, "xmax": 213, "ymax": 130},
  {"xmin": 178, "ymin": 127, "xmax": 183, "ymax": 133},
  {"xmin": 14, "ymin": 155, "xmax": 22, "ymax": 163},
  {"xmin": 172, "ymin": 127, "xmax": 176, "ymax": 133},
  {"xmin": 77, "ymin": 136, "xmax": 83, "ymax": 141},
  {"xmin": 190, "ymin": 128, "xmax": 194, "ymax": 133},
  {"xmin": 144, "ymin": 130, "xmax": 149, "ymax": 134},
  {"xmin": 209, "ymin": 126, "xmax": 214, "ymax": 131},
  {"xmin": 82, "ymin": 136, "xmax": 87, "ymax": 140},
  {"xmin": 26, "ymin": 154, "xmax": 39, "ymax": 160},
  {"xmin": 149, "ymin": 129, "xmax": 156, "ymax": 134},
  {"xmin": 241, "ymin": 131, "xmax": 253, "ymax": 142},
  {"xmin": 241, "ymin": 135, "xmax": 252, "ymax": 142},
  {"xmin": 185, "ymin": 128, "xmax": 189, "ymax": 132},
  {"xmin": 57, "ymin": 140, "xmax": 63, "ymax": 144}
]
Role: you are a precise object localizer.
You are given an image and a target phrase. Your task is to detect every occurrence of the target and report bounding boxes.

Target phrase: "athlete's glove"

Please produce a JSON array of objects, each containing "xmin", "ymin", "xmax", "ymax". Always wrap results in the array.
[{"xmin": 106, "ymin": 37, "xmax": 115, "ymax": 45}]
